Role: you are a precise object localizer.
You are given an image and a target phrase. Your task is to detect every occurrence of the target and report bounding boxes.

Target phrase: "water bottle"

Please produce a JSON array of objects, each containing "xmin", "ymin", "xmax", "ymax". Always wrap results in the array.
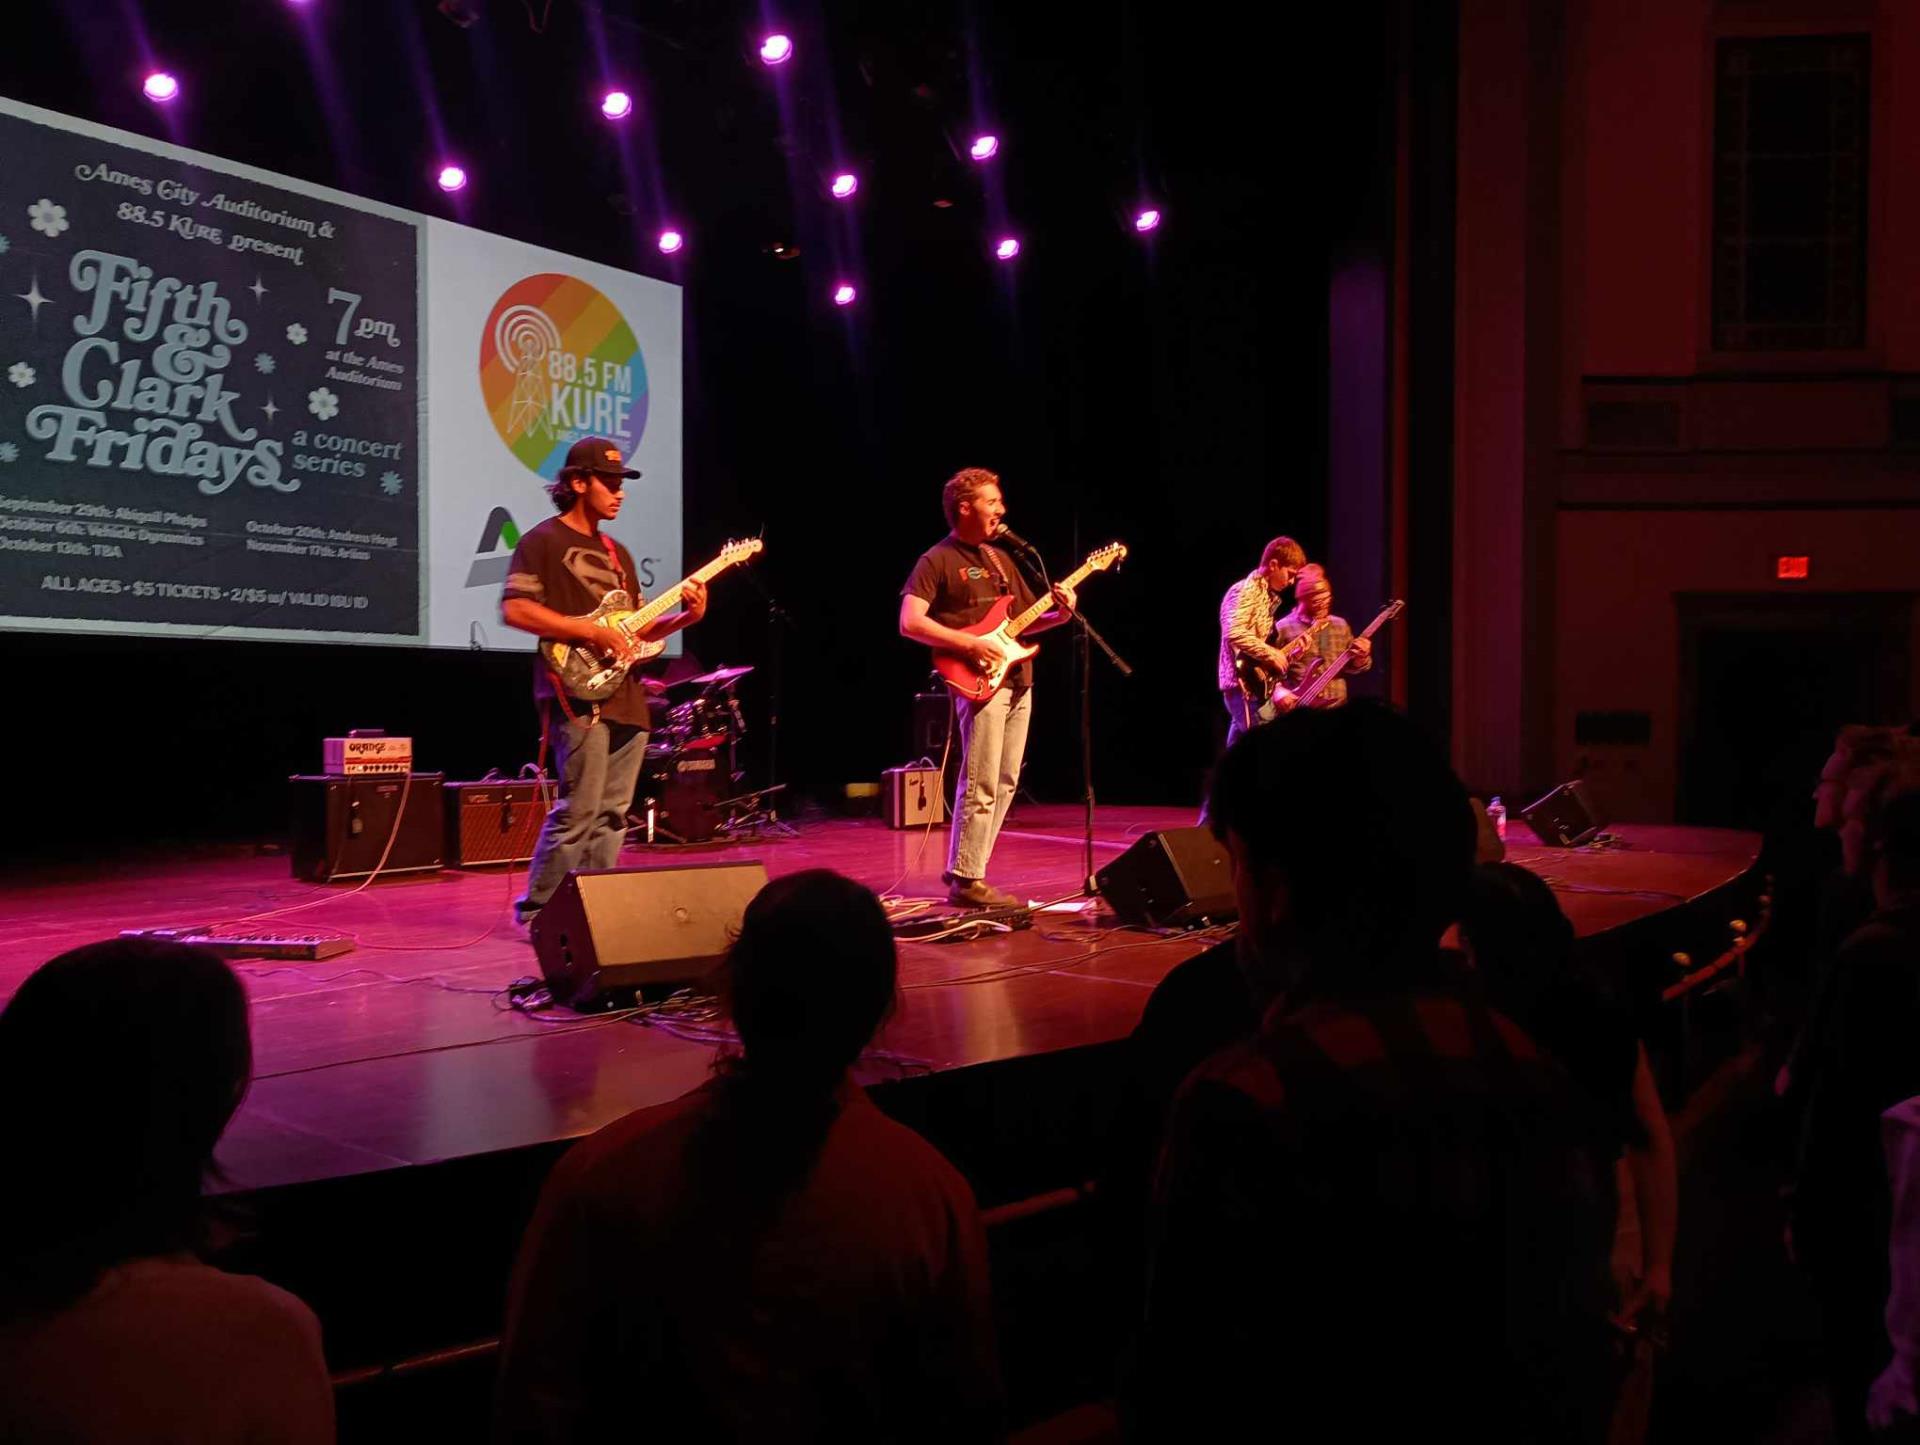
[{"xmin": 1487, "ymin": 796, "xmax": 1507, "ymax": 841}]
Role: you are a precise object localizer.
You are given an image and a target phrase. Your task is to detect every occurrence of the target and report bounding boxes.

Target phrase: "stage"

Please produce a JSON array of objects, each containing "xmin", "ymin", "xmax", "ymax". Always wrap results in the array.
[{"xmin": 0, "ymin": 805, "xmax": 1763, "ymax": 1197}]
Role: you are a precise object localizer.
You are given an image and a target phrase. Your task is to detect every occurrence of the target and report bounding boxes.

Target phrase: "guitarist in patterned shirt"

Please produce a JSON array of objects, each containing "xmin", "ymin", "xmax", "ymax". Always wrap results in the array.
[
  {"xmin": 500, "ymin": 437, "xmax": 707, "ymax": 926},
  {"xmin": 1217, "ymin": 536, "xmax": 1307, "ymax": 746}
]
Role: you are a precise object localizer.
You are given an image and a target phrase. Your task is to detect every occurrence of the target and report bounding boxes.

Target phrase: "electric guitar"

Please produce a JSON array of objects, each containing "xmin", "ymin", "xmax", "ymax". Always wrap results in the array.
[
  {"xmin": 540, "ymin": 538, "xmax": 764, "ymax": 701},
  {"xmin": 1234, "ymin": 617, "xmax": 1331, "ymax": 703},
  {"xmin": 1292, "ymin": 599, "xmax": 1403, "ymax": 708},
  {"xmin": 933, "ymin": 541, "xmax": 1128, "ymax": 703}
]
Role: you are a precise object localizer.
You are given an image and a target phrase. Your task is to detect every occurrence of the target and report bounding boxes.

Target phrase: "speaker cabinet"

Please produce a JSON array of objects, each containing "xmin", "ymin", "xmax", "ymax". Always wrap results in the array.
[
  {"xmin": 288, "ymin": 773, "xmax": 445, "ymax": 882},
  {"xmin": 531, "ymin": 860, "xmax": 769, "ymax": 1008},
  {"xmin": 1095, "ymin": 826, "xmax": 1236, "ymax": 928},
  {"xmin": 1519, "ymin": 780, "xmax": 1605, "ymax": 847},
  {"xmin": 445, "ymin": 780, "xmax": 545, "ymax": 867}
]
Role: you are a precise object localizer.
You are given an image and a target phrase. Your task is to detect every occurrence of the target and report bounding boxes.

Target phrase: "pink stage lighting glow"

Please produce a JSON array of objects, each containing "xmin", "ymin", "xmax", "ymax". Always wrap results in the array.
[
  {"xmin": 600, "ymin": 90, "xmax": 633, "ymax": 120},
  {"xmin": 142, "ymin": 72, "xmax": 181, "ymax": 103},
  {"xmin": 759, "ymin": 34, "xmax": 793, "ymax": 65},
  {"xmin": 968, "ymin": 134, "xmax": 999, "ymax": 162},
  {"xmin": 1134, "ymin": 208, "xmax": 1162, "ymax": 233},
  {"xmin": 832, "ymin": 283, "xmax": 857, "ymax": 306},
  {"xmin": 994, "ymin": 237, "xmax": 1021, "ymax": 261},
  {"xmin": 436, "ymin": 164, "xmax": 468, "ymax": 193},
  {"xmin": 830, "ymin": 172, "xmax": 858, "ymax": 199},
  {"xmin": 657, "ymin": 229, "xmax": 685, "ymax": 255}
]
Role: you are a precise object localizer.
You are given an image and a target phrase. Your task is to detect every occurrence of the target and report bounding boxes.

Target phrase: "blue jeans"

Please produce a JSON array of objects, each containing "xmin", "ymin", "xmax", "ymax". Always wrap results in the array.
[
  {"xmin": 1222, "ymin": 687, "xmax": 1277, "ymax": 750},
  {"xmin": 947, "ymin": 686, "xmax": 1033, "ymax": 881},
  {"xmin": 520, "ymin": 712, "xmax": 649, "ymax": 912}
]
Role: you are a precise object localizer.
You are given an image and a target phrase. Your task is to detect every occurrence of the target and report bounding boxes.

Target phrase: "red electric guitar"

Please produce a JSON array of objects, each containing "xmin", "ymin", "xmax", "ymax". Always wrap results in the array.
[{"xmin": 933, "ymin": 541, "xmax": 1128, "ymax": 702}]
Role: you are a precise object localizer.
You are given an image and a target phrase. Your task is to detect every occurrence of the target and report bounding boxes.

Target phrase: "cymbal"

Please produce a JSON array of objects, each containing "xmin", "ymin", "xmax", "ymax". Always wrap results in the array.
[{"xmin": 688, "ymin": 664, "xmax": 754, "ymax": 687}]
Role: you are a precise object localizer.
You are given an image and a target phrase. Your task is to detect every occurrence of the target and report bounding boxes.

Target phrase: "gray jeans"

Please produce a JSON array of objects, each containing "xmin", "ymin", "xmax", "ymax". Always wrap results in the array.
[
  {"xmin": 947, "ymin": 686, "xmax": 1032, "ymax": 881},
  {"xmin": 521, "ymin": 711, "xmax": 649, "ymax": 911}
]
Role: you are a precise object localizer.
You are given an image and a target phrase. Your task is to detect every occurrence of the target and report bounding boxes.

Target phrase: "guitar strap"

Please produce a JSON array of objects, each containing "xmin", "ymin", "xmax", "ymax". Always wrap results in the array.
[
  {"xmin": 978, "ymin": 544, "xmax": 1013, "ymax": 594},
  {"xmin": 598, "ymin": 532, "xmax": 629, "ymax": 593}
]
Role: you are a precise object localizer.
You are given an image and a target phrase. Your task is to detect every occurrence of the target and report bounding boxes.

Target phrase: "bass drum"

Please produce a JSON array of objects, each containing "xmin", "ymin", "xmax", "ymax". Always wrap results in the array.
[{"xmin": 640, "ymin": 746, "xmax": 728, "ymax": 843}]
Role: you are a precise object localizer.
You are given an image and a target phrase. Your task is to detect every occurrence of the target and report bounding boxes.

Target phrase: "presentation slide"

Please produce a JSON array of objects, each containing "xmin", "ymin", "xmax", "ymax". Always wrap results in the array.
[{"xmin": 0, "ymin": 96, "xmax": 682, "ymax": 652}]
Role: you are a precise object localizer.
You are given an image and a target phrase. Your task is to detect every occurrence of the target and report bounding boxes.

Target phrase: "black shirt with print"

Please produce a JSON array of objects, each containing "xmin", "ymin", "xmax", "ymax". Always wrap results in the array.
[
  {"xmin": 902, "ymin": 535, "xmax": 1041, "ymax": 691},
  {"xmin": 502, "ymin": 514, "xmax": 651, "ymax": 727}
]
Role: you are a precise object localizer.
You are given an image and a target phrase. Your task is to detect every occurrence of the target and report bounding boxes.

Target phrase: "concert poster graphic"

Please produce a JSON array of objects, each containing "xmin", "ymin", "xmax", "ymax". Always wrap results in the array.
[{"xmin": 0, "ymin": 98, "xmax": 423, "ymax": 640}]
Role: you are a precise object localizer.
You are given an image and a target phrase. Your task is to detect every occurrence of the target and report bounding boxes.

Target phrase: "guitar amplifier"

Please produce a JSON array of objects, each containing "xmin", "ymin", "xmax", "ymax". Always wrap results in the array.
[
  {"xmin": 444, "ymin": 780, "xmax": 546, "ymax": 867},
  {"xmin": 288, "ymin": 773, "xmax": 445, "ymax": 882},
  {"xmin": 322, "ymin": 735, "xmax": 414, "ymax": 775},
  {"xmin": 884, "ymin": 766, "xmax": 947, "ymax": 828}
]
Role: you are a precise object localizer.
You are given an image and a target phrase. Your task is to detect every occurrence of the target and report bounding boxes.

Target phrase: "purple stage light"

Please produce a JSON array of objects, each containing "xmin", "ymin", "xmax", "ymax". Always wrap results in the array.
[
  {"xmin": 436, "ymin": 164, "xmax": 468, "ymax": 193},
  {"xmin": 830, "ymin": 172, "xmax": 858, "ymax": 199},
  {"xmin": 994, "ymin": 237, "xmax": 1021, "ymax": 261},
  {"xmin": 657, "ymin": 229, "xmax": 685, "ymax": 255},
  {"xmin": 759, "ymin": 33, "xmax": 793, "ymax": 65},
  {"xmin": 968, "ymin": 134, "xmax": 999, "ymax": 162},
  {"xmin": 600, "ymin": 90, "xmax": 633, "ymax": 120},
  {"xmin": 832, "ymin": 283, "xmax": 857, "ymax": 307},
  {"xmin": 1134, "ymin": 208, "xmax": 1162, "ymax": 233},
  {"xmin": 142, "ymin": 71, "xmax": 181, "ymax": 103}
]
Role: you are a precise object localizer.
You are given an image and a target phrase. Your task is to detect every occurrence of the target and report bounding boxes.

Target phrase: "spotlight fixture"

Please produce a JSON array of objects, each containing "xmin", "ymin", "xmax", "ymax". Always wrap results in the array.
[
  {"xmin": 657, "ymin": 229, "xmax": 685, "ymax": 254},
  {"xmin": 829, "ymin": 172, "xmax": 859, "ymax": 199},
  {"xmin": 436, "ymin": 164, "xmax": 468, "ymax": 192},
  {"xmin": 759, "ymin": 34, "xmax": 793, "ymax": 66},
  {"xmin": 142, "ymin": 71, "xmax": 181, "ymax": 103},
  {"xmin": 1134, "ymin": 208, "xmax": 1162, "ymax": 233},
  {"xmin": 832, "ymin": 283, "xmax": 856, "ymax": 307},
  {"xmin": 600, "ymin": 90, "xmax": 633, "ymax": 120},
  {"xmin": 994, "ymin": 237, "xmax": 1020, "ymax": 261},
  {"xmin": 968, "ymin": 134, "xmax": 999, "ymax": 162}
]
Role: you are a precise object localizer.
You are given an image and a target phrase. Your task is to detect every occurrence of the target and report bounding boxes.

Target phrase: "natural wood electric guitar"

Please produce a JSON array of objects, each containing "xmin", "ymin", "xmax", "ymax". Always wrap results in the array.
[
  {"xmin": 933, "ymin": 541, "xmax": 1128, "ymax": 703},
  {"xmin": 540, "ymin": 538, "xmax": 764, "ymax": 701}
]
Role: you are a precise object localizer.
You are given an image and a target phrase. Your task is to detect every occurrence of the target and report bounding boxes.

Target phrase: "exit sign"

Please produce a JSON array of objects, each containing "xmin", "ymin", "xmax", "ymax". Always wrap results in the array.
[{"xmin": 1776, "ymin": 555, "xmax": 1810, "ymax": 580}]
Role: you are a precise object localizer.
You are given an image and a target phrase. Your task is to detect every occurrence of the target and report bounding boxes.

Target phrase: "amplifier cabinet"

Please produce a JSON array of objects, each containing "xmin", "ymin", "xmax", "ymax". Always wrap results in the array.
[
  {"xmin": 445, "ymin": 780, "xmax": 547, "ymax": 867},
  {"xmin": 288, "ymin": 773, "xmax": 445, "ymax": 882}
]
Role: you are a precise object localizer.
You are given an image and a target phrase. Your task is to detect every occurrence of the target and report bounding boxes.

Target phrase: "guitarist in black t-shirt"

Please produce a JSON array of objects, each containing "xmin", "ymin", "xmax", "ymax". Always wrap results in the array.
[
  {"xmin": 501, "ymin": 436, "xmax": 706, "ymax": 925},
  {"xmin": 899, "ymin": 468, "xmax": 1075, "ymax": 910}
]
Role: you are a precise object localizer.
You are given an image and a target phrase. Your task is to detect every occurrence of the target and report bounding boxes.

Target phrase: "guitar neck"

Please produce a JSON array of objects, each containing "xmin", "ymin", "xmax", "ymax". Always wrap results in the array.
[
  {"xmin": 625, "ymin": 555, "xmax": 733, "ymax": 630},
  {"xmin": 1005, "ymin": 558, "xmax": 1097, "ymax": 638}
]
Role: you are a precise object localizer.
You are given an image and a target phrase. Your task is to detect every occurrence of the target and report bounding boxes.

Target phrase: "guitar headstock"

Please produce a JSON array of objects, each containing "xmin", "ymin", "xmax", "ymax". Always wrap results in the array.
[
  {"xmin": 717, "ymin": 537, "xmax": 765, "ymax": 567},
  {"xmin": 1085, "ymin": 541, "xmax": 1128, "ymax": 573},
  {"xmin": 1381, "ymin": 599, "xmax": 1405, "ymax": 620}
]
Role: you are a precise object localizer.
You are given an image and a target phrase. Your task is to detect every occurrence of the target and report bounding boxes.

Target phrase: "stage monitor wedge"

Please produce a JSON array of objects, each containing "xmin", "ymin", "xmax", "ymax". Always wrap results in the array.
[
  {"xmin": 1519, "ymin": 780, "xmax": 1605, "ymax": 848},
  {"xmin": 532, "ymin": 860, "xmax": 768, "ymax": 1009},
  {"xmin": 1095, "ymin": 826, "xmax": 1236, "ymax": 929}
]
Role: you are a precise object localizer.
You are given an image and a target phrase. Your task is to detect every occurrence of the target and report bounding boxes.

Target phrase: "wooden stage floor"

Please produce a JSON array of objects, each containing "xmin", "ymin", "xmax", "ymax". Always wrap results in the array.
[{"xmin": 0, "ymin": 805, "xmax": 1761, "ymax": 1197}]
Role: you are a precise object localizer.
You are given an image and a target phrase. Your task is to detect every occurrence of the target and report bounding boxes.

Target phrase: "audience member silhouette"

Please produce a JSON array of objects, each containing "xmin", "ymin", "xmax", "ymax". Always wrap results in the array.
[
  {"xmin": 0, "ymin": 939, "xmax": 333, "ymax": 1445},
  {"xmin": 495, "ymin": 869, "xmax": 1001, "ymax": 1443},
  {"xmin": 1795, "ymin": 783, "xmax": 1920, "ymax": 1441},
  {"xmin": 1134, "ymin": 703, "xmax": 1614, "ymax": 1441}
]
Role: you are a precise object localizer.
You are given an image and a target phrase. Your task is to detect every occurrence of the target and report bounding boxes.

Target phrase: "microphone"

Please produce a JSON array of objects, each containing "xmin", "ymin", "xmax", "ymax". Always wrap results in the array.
[{"xmin": 993, "ymin": 526, "xmax": 1040, "ymax": 555}]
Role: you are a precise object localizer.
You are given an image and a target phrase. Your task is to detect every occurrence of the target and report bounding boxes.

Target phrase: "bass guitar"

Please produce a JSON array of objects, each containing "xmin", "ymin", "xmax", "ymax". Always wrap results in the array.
[
  {"xmin": 540, "ymin": 537, "xmax": 764, "ymax": 701},
  {"xmin": 933, "ymin": 541, "xmax": 1128, "ymax": 703},
  {"xmin": 1292, "ymin": 599, "xmax": 1403, "ymax": 708},
  {"xmin": 1234, "ymin": 617, "xmax": 1330, "ymax": 703}
]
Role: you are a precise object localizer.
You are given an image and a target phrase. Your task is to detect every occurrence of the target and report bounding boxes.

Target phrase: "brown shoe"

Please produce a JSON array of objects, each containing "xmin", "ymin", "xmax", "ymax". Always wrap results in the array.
[{"xmin": 947, "ymin": 876, "xmax": 1022, "ymax": 910}]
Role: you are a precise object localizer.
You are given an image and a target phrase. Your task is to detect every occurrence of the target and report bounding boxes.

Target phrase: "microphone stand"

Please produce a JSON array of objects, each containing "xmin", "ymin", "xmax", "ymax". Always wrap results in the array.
[
  {"xmin": 741, "ymin": 569, "xmax": 800, "ymax": 830},
  {"xmin": 1002, "ymin": 539, "xmax": 1132, "ymax": 895}
]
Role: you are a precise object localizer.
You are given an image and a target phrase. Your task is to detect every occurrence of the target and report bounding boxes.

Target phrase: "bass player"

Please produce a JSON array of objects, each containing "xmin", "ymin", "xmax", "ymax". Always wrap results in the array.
[
  {"xmin": 899, "ymin": 467, "xmax": 1075, "ymax": 910},
  {"xmin": 501, "ymin": 436, "xmax": 707, "ymax": 926}
]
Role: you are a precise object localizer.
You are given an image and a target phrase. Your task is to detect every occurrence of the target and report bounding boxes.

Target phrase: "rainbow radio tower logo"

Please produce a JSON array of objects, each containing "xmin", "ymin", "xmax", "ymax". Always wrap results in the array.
[{"xmin": 479, "ymin": 274, "xmax": 650, "ymax": 477}]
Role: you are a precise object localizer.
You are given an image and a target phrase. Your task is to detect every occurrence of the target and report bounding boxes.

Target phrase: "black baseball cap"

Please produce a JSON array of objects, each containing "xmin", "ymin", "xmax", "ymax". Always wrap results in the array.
[{"xmin": 562, "ymin": 436, "xmax": 641, "ymax": 479}]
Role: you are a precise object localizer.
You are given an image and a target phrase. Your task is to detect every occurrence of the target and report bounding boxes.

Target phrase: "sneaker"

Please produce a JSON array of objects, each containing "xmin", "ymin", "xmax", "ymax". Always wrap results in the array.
[
  {"xmin": 514, "ymin": 901, "xmax": 542, "ymax": 928},
  {"xmin": 947, "ymin": 876, "xmax": 1021, "ymax": 910}
]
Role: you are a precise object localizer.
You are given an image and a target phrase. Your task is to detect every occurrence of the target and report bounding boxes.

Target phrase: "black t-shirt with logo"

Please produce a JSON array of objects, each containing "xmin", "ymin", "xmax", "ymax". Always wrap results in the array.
[
  {"xmin": 503, "ymin": 514, "xmax": 650, "ymax": 726},
  {"xmin": 902, "ymin": 535, "xmax": 1041, "ymax": 691}
]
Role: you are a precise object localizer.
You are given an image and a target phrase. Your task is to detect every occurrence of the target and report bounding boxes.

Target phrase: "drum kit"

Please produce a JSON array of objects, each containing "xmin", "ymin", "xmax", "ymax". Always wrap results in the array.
[{"xmin": 635, "ymin": 664, "xmax": 786, "ymax": 843}]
